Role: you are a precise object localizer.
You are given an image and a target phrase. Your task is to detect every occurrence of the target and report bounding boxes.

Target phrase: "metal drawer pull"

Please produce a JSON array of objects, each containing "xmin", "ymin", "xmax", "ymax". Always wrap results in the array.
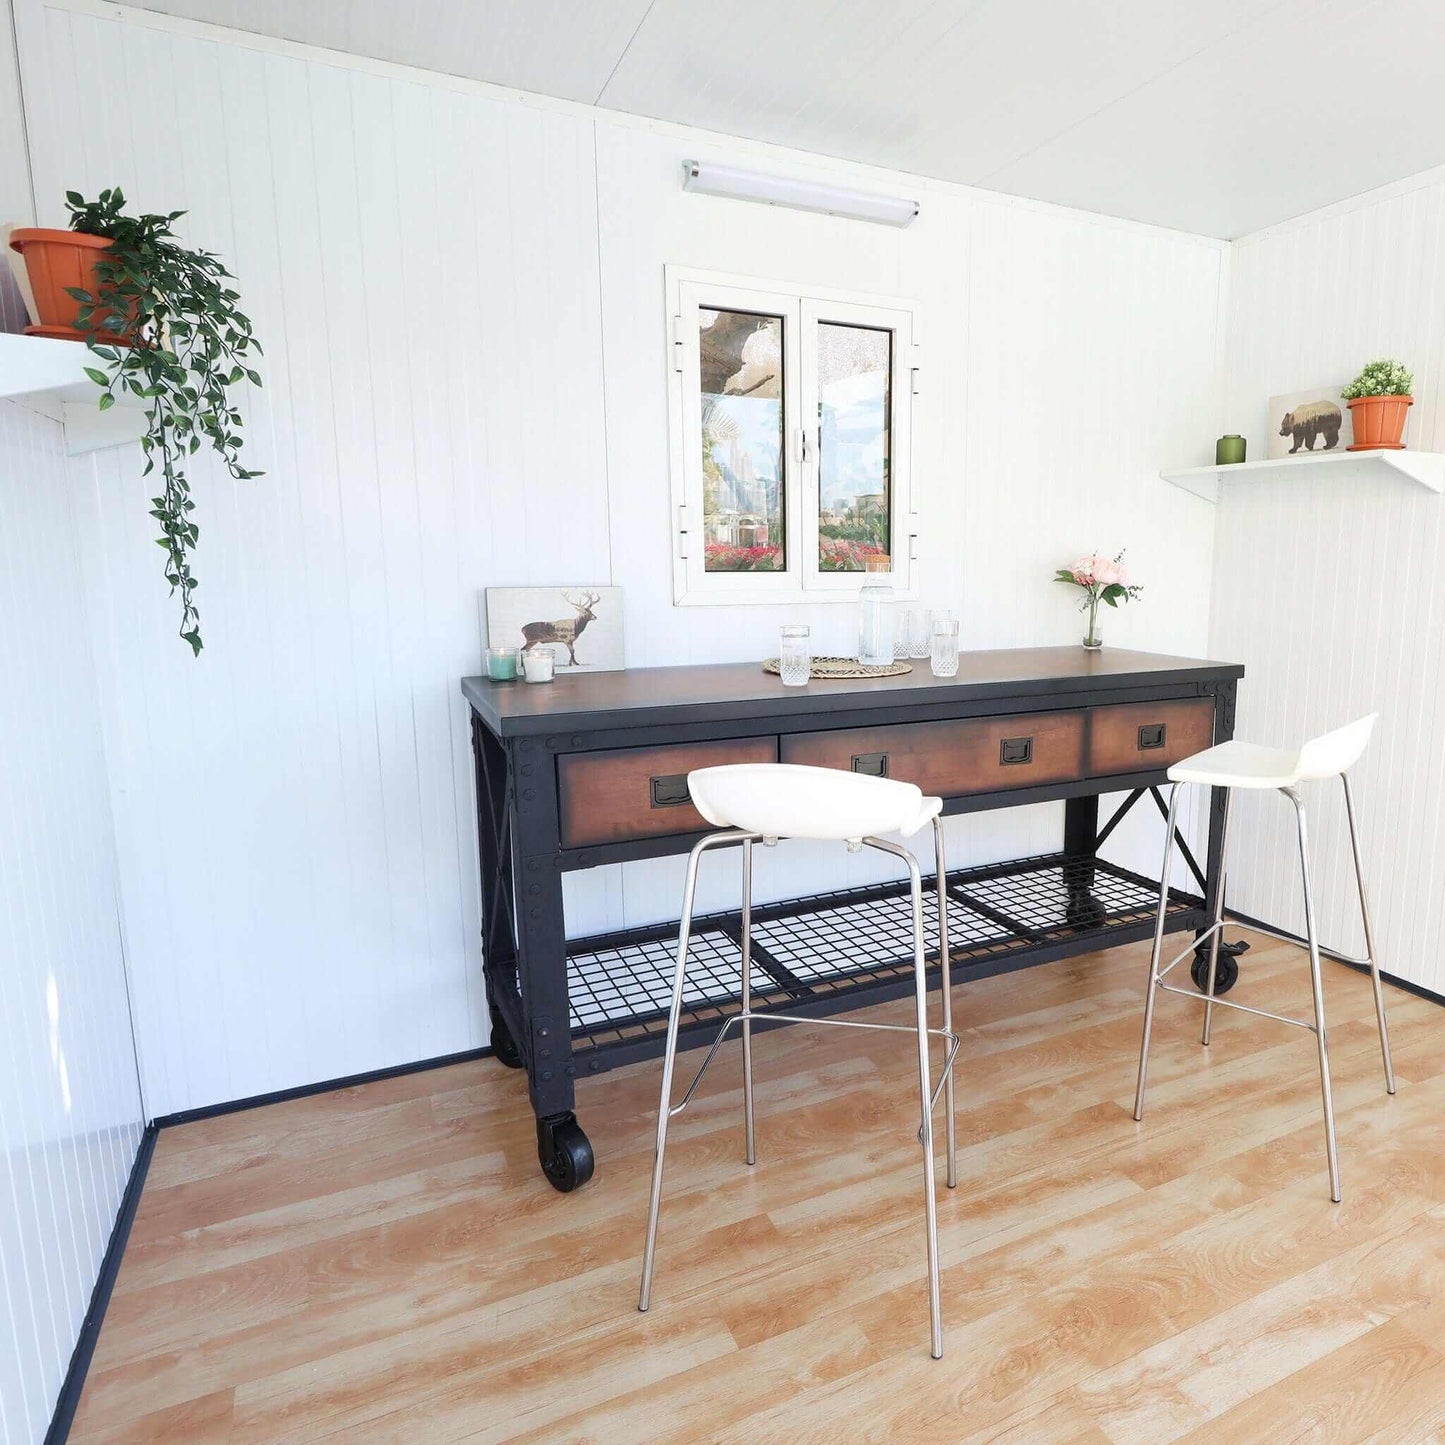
[
  {"xmin": 852, "ymin": 752, "xmax": 890, "ymax": 778},
  {"xmin": 999, "ymin": 736, "xmax": 1033, "ymax": 765},
  {"xmin": 650, "ymin": 774, "xmax": 692, "ymax": 808},
  {"xmin": 1138, "ymin": 723, "xmax": 1167, "ymax": 750}
]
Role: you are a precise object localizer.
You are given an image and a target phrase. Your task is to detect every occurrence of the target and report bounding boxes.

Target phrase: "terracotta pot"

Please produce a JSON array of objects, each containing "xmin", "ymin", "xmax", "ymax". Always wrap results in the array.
[
  {"xmin": 7, "ymin": 227, "xmax": 134, "ymax": 344},
  {"xmin": 1347, "ymin": 394, "xmax": 1412, "ymax": 451}
]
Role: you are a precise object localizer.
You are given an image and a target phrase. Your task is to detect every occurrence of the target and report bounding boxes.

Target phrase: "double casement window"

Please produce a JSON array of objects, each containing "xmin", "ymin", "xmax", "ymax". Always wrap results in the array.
[{"xmin": 666, "ymin": 268, "xmax": 918, "ymax": 604}]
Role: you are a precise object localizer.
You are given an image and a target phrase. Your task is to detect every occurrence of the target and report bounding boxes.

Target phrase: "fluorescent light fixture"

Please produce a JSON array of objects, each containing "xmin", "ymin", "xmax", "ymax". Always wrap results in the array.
[{"xmin": 682, "ymin": 161, "xmax": 919, "ymax": 228}]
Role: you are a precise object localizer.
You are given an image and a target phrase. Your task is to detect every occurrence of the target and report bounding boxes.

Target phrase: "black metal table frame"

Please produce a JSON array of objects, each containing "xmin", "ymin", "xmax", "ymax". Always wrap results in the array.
[{"xmin": 468, "ymin": 671, "xmax": 1240, "ymax": 1191}]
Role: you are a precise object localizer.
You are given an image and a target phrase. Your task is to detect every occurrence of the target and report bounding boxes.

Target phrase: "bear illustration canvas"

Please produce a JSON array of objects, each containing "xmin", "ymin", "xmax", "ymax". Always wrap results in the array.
[
  {"xmin": 484, "ymin": 586, "xmax": 624, "ymax": 672},
  {"xmin": 1268, "ymin": 384, "xmax": 1353, "ymax": 459}
]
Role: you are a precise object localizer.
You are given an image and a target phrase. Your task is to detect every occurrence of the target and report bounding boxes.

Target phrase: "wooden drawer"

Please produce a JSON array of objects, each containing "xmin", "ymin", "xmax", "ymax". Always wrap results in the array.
[
  {"xmin": 558, "ymin": 737, "xmax": 778, "ymax": 848},
  {"xmin": 1087, "ymin": 699, "xmax": 1214, "ymax": 775},
  {"xmin": 780, "ymin": 712, "xmax": 1086, "ymax": 797}
]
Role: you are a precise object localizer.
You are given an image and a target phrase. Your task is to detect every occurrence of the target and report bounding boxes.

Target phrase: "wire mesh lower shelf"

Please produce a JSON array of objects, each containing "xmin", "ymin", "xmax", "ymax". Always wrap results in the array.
[{"xmin": 559, "ymin": 852, "xmax": 1200, "ymax": 1070}]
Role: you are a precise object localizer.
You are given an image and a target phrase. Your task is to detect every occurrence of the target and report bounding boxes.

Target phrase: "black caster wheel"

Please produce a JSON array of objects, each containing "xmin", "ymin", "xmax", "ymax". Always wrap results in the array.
[
  {"xmin": 488, "ymin": 1004, "xmax": 524, "ymax": 1070},
  {"xmin": 1190, "ymin": 938, "xmax": 1249, "ymax": 995},
  {"xmin": 537, "ymin": 1112, "xmax": 594, "ymax": 1193},
  {"xmin": 1065, "ymin": 889, "xmax": 1107, "ymax": 930}
]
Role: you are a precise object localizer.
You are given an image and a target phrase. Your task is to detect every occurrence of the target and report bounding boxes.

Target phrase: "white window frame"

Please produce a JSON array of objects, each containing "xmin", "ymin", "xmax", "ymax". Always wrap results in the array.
[{"xmin": 666, "ymin": 266, "xmax": 918, "ymax": 606}]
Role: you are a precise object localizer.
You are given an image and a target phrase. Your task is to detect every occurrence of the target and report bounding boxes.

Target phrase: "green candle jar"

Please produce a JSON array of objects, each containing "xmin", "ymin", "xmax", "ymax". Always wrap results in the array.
[{"xmin": 1215, "ymin": 434, "xmax": 1247, "ymax": 466}]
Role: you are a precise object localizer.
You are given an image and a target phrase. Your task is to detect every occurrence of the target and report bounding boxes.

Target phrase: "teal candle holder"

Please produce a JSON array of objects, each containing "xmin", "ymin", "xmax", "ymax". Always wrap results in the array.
[{"xmin": 486, "ymin": 646, "xmax": 521, "ymax": 681}]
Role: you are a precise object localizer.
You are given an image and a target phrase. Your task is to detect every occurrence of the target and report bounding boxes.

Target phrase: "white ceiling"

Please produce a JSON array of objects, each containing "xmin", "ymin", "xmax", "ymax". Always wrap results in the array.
[{"xmin": 131, "ymin": 0, "xmax": 1445, "ymax": 238}]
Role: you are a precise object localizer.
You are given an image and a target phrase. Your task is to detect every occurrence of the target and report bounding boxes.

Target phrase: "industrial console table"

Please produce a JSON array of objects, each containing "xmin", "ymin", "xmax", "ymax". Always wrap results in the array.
[{"xmin": 462, "ymin": 647, "xmax": 1244, "ymax": 1191}]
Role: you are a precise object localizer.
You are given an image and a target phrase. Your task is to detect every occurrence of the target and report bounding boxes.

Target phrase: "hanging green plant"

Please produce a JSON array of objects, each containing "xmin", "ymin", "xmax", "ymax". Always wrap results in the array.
[{"xmin": 64, "ymin": 187, "xmax": 262, "ymax": 655}]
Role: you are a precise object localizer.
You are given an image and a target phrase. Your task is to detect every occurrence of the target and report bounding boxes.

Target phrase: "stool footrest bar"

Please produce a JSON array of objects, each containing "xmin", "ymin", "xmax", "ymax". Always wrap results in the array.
[
  {"xmin": 1156, "ymin": 979, "xmax": 1316, "ymax": 1031},
  {"xmin": 1223, "ymin": 913, "xmax": 1370, "ymax": 967},
  {"xmin": 669, "ymin": 1009, "xmax": 961, "ymax": 1118},
  {"xmin": 1158, "ymin": 919, "xmax": 1223, "ymax": 980}
]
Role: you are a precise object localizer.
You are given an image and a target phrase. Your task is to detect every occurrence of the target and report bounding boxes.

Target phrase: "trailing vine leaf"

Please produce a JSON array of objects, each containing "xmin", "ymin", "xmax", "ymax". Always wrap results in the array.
[{"xmin": 63, "ymin": 187, "xmax": 262, "ymax": 655}]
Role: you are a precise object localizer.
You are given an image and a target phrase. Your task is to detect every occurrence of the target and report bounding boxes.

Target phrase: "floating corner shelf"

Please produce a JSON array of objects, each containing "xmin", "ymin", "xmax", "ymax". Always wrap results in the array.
[
  {"xmin": 0, "ymin": 331, "xmax": 147, "ymax": 454},
  {"xmin": 1162, "ymin": 447, "xmax": 1445, "ymax": 504}
]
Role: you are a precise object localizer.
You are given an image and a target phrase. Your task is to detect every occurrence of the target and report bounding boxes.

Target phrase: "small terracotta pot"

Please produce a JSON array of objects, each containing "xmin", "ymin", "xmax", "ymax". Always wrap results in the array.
[
  {"xmin": 7, "ymin": 227, "xmax": 134, "ymax": 344},
  {"xmin": 1347, "ymin": 394, "xmax": 1412, "ymax": 451}
]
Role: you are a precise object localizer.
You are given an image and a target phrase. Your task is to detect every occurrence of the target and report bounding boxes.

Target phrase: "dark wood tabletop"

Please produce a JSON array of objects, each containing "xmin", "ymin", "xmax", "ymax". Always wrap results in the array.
[{"xmin": 462, "ymin": 646, "xmax": 1244, "ymax": 737}]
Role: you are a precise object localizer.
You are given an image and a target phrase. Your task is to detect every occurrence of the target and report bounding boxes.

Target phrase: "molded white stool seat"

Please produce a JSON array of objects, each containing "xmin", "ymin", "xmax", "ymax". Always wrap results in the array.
[
  {"xmin": 638, "ymin": 762, "xmax": 958, "ymax": 1359},
  {"xmin": 1134, "ymin": 713, "xmax": 1395, "ymax": 1204},
  {"xmin": 1167, "ymin": 715, "xmax": 1379, "ymax": 790},
  {"xmin": 1167, "ymin": 739, "xmax": 1304, "ymax": 790},
  {"xmin": 689, "ymin": 762, "xmax": 944, "ymax": 842}
]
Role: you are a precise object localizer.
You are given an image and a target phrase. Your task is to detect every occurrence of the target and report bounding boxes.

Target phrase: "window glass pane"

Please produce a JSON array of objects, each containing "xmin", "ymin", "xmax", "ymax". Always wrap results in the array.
[
  {"xmin": 699, "ymin": 309, "xmax": 785, "ymax": 572},
  {"xmin": 817, "ymin": 322, "xmax": 891, "ymax": 572}
]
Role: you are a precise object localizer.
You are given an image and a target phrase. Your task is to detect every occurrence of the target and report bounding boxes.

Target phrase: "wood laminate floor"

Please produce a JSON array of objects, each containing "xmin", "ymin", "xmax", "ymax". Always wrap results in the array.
[{"xmin": 72, "ymin": 930, "xmax": 1445, "ymax": 1443}]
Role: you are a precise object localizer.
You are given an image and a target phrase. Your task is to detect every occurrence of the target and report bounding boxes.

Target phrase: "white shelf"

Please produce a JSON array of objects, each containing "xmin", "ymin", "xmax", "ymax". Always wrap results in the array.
[
  {"xmin": 1162, "ymin": 447, "xmax": 1445, "ymax": 503},
  {"xmin": 0, "ymin": 332, "xmax": 147, "ymax": 453}
]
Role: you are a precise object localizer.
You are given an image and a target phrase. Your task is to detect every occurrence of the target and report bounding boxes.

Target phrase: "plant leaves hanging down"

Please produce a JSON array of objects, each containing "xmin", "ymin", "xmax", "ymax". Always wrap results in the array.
[{"xmin": 64, "ymin": 187, "xmax": 262, "ymax": 655}]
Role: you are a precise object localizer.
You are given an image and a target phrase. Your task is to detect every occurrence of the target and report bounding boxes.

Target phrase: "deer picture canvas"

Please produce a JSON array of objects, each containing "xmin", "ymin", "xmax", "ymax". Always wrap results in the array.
[{"xmin": 484, "ymin": 586, "xmax": 625, "ymax": 672}]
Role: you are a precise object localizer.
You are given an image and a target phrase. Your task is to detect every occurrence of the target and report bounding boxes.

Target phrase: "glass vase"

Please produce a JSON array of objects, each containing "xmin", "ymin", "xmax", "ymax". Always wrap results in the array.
[{"xmin": 1083, "ymin": 597, "xmax": 1103, "ymax": 650}]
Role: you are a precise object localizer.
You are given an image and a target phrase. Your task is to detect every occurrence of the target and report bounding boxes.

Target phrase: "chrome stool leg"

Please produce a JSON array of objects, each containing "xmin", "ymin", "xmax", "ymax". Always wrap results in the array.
[
  {"xmin": 741, "ymin": 837, "xmax": 757, "ymax": 1165},
  {"xmin": 903, "ymin": 846, "xmax": 943, "ymax": 1358},
  {"xmin": 867, "ymin": 836, "xmax": 944, "ymax": 1357},
  {"xmin": 1343, "ymin": 774, "xmax": 1395, "ymax": 1094},
  {"xmin": 1134, "ymin": 781, "xmax": 1182, "ymax": 1120},
  {"xmin": 1287, "ymin": 788, "xmax": 1342, "ymax": 1203},
  {"xmin": 1201, "ymin": 788, "xmax": 1233, "ymax": 1047},
  {"xmin": 640, "ymin": 832, "xmax": 742, "ymax": 1311},
  {"xmin": 932, "ymin": 816, "xmax": 957, "ymax": 1190}
]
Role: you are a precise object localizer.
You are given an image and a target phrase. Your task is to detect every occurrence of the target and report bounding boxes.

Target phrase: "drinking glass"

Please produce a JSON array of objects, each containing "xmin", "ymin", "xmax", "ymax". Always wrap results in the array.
[
  {"xmin": 930, "ymin": 616, "xmax": 960, "ymax": 678},
  {"xmin": 908, "ymin": 608, "xmax": 933, "ymax": 659},
  {"xmin": 779, "ymin": 624, "xmax": 811, "ymax": 686},
  {"xmin": 892, "ymin": 609, "xmax": 911, "ymax": 660}
]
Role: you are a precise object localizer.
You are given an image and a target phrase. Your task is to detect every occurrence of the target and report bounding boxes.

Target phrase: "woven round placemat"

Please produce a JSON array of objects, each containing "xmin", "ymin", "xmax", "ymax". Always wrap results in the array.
[{"xmin": 762, "ymin": 655, "xmax": 913, "ymax": 679}]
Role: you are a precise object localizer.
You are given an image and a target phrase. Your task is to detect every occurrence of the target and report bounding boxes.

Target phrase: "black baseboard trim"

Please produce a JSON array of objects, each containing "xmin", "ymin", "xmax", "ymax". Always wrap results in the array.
[
  {"xmin": 1225, "ymin": 907, "xmax": 1445, "ymax": 1008},
  {"xmin": 45, "ymin": 1042, "xmax": 499, "ymax": 1441},
  {"xmin": 150, "ymin": 1043, "xmax": 495, "ymax": 1129},
  {"xmin": 45, "ymin": 1122, "xmax": 157, "ymax": 1445}
]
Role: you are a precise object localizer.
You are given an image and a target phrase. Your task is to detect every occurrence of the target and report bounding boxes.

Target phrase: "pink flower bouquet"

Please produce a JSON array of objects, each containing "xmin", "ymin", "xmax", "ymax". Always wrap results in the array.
[{"xmin": 1054, "ymin": 550, "xmax": 1143, "ymax": 649}]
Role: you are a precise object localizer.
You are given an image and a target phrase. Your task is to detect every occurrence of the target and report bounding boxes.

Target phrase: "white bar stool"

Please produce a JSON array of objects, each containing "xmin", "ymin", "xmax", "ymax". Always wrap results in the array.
[
  {"xmin": 1133, "ymin": 714, "xmax": 1396, "ymax": 1202},
  {"xmin": 637, "ymin": 762, "xmax": 961, "ymax": 1359}
]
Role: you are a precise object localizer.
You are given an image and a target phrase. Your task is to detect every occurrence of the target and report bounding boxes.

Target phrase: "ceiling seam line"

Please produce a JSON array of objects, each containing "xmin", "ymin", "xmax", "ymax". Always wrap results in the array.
[
  {"xmin": 974, "ymin": 0, "xmax": 1297, "ymax": 187},
  {"xmin": 593, "ymin": 0, "xmax": 657, "ymax": 108}
]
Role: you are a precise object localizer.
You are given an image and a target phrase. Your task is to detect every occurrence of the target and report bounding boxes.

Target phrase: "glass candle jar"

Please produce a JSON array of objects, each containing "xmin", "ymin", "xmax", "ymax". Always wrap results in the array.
[
  {"xmin": 522, "ymin": 645, "xmax": 556, "ymax": 684},
  {"xmin": 1216, "ymin": 433, "xmax": 1247, "ymax": 465},
  {"xmin": 485, "ymin": 646, "xmax": 521, "ymax": 681},
  {"xmin": 779, "ymin": 624, "xmax": 811, "ymax": 686},
  {"xmin": 930, "ymin": 615, "xmax": 960, "ymax": 678}
]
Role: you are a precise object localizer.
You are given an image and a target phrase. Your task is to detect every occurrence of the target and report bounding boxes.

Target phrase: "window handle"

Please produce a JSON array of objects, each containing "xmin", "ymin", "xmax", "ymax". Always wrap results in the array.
[{"xmin": 797, "ymin": 428, "xmax": 811, "ymax": 464}]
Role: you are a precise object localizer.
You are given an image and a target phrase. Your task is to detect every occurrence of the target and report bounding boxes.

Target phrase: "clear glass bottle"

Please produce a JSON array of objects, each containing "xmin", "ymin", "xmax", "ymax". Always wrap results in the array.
[{"xmin": 857, "ymin": 555, "xmax": 895, "ymax": 667}]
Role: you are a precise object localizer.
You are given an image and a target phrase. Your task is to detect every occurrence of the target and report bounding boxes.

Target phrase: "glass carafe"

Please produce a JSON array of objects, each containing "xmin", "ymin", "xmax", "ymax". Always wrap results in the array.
[{"xmin": 857, "ymin": 555, "xmax": 895, "ymax": 667}]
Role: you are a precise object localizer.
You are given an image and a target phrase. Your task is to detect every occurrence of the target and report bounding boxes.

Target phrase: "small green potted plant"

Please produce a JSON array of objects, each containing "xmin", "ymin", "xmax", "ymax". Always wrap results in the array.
[
  {"xmin": 1055, "ymin": 551, "xmax": 1143, "ymax": 650},
  {"xmin": 64, "ymin": 188, "xmax": 262, "ymax": 654},
  {"xmin": 1341, "ymin": 358, "xmax": 1413, "ymax": 451}
]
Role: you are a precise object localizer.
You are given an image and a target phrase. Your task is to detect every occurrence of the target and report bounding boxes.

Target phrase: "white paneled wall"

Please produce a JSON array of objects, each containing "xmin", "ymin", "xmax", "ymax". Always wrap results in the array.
[
  {"xmin": 0, "ymin": 402, "xmax": 144, "ymax": 1445},
  {"xmin": 1214, "ymin": 170, "xmax": 1445, "ymax": 995},
  {"xmin": 0, "ymin": 0, "xmax": 33, "ymax": 334},
  {"xmin": 14, "ymin": 0, "xmax": 1227, "ymax": 1116}
]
